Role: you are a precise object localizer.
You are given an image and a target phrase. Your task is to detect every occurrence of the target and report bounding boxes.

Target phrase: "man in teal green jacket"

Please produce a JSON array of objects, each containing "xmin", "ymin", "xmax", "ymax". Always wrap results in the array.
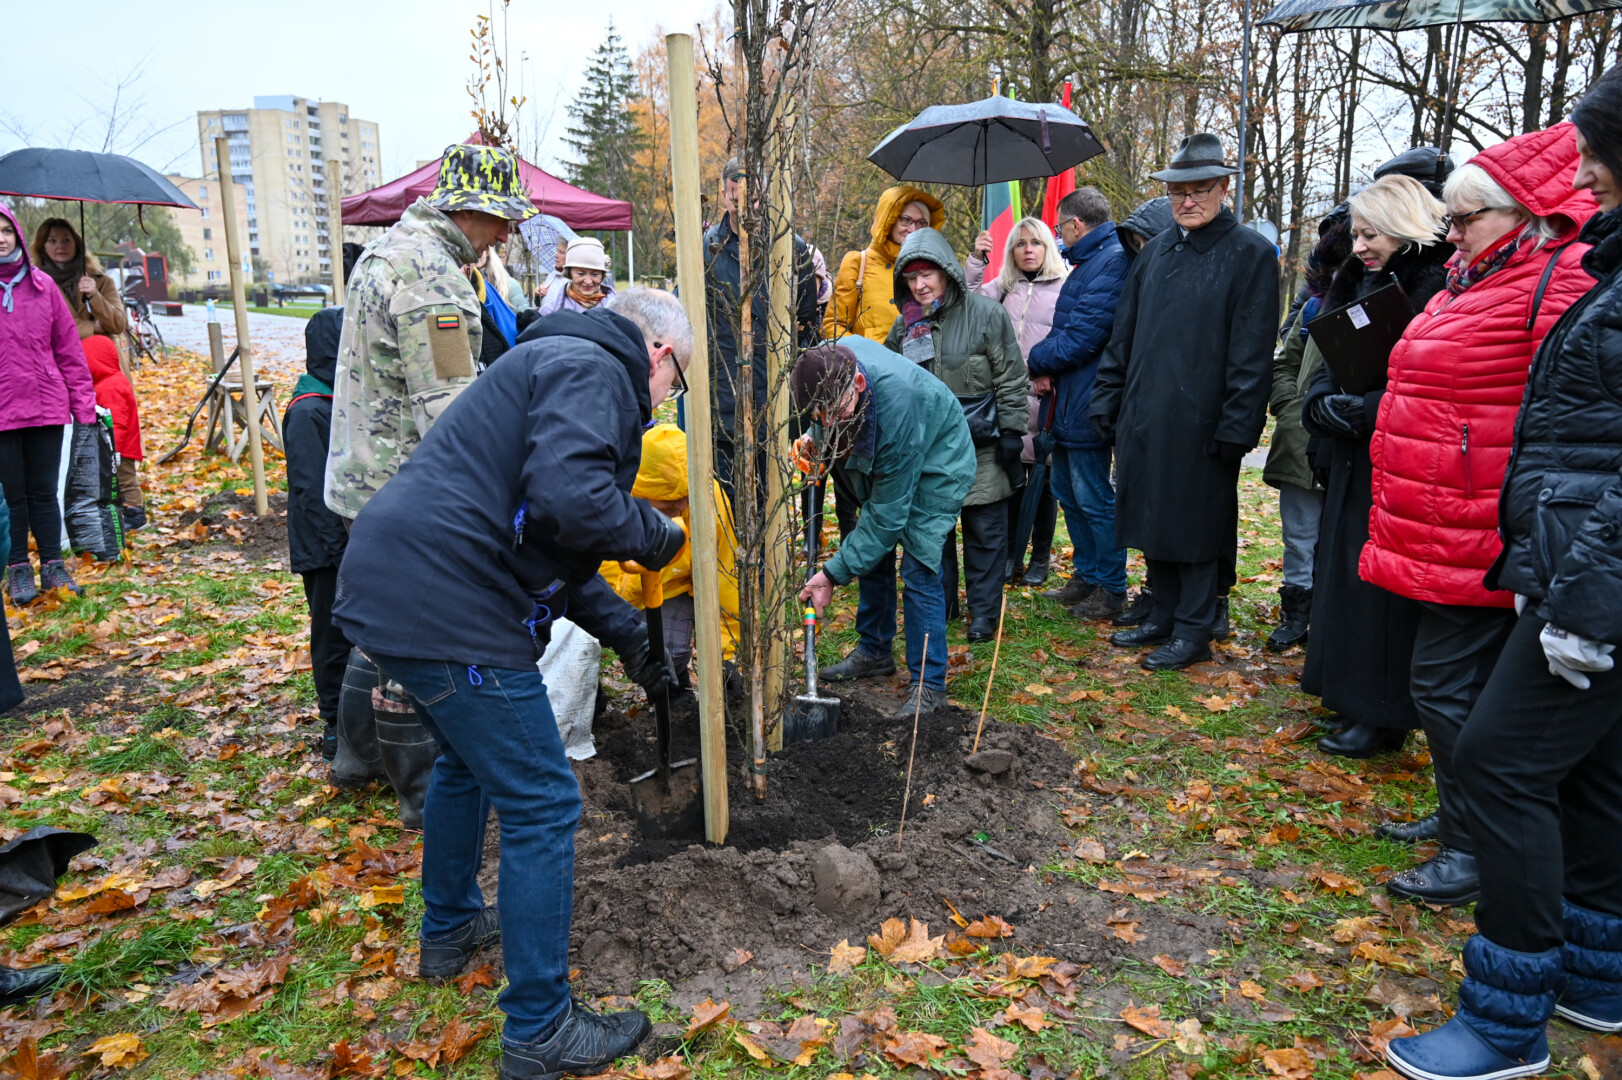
[{"xmin": 794, "ymin": 337, "xmax": 975, "ymax": 717}]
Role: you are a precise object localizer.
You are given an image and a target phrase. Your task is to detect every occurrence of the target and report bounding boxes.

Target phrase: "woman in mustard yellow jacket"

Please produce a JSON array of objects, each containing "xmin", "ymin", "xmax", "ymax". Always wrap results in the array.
[
  {"xmin": 600, "ymin": 425, "xmax": 739, "ymax": 680},
  {"xmin": 822, "ymin": 186, "xmax": 945, "ymax": 342}
]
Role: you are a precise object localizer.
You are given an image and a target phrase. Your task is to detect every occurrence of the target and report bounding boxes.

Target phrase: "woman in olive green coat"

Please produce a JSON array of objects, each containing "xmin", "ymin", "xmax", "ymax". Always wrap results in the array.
[{"xmin": 884, "ymin": 227, "xmax": 1028, "ymax": 638}]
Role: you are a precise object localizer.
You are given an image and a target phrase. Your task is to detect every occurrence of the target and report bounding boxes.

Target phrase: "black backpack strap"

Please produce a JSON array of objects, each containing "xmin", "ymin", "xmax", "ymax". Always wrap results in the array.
[{"xmin": 1527, "ymin": 241, "xmax": 1575, "ymax": 332}]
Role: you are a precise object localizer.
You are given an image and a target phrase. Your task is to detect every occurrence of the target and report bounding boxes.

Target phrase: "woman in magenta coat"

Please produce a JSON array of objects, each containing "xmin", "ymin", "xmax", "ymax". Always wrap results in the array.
[{"xmin": 0, "ymin": 203, "xmax": 96, "ymax": 605}]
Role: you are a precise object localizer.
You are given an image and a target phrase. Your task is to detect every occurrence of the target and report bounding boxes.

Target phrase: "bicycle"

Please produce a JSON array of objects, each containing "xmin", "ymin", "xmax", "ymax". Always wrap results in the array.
[{"xmin": 121, "ymin": 287, "xmax": 167, "ymax": 367}]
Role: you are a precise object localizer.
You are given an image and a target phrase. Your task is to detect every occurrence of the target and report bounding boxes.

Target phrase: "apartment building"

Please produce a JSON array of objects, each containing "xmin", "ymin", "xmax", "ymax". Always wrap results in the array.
[
  {"xmin": 162, "ymin": 173, "xmax": 251, "ymax": 288},
  {"xmin": 196, "ymin": 96, "xmax": 383, "ymax": 284}
]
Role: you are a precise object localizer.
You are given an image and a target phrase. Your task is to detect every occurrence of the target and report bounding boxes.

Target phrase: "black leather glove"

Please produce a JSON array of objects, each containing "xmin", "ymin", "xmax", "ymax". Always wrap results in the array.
[
  {"xmin": 617, "ymin": 625, "xmax": 681, "ymax": 699},
  {"xmin": 641, "ymin": 514, "xmax": 689, "ymax": 571},
  {"xmin": 1309, "ymin": 394, "xmax": 1368, "ymax": 440},
  {"xmin": 1090, "ymin": 415, "xmax": 1115, "ymax": 443},
  {"xmin": 1207, "ymin": 440, "xmax": 1249, "ymax": 465}
]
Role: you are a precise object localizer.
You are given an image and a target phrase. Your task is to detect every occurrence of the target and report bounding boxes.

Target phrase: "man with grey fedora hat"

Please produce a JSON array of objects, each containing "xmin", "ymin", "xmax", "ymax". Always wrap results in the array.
[{"xmin": 1090, "ymin": 132, "xmax": 1279, "ymax": 671}]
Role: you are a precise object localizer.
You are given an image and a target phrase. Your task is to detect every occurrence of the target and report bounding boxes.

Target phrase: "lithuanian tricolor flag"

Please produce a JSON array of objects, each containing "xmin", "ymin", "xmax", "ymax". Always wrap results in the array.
[{"xmin": 982, "ymin": 88, "xmax": 1021, "ymax": 279}]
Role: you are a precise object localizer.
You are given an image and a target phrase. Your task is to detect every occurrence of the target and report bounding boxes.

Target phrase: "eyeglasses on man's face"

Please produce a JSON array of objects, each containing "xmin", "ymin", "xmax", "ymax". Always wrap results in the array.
[
  {"xmin": 656, "ymin": 343, "xmax": 688, "ymax": 403},
  {"xmin": 1166, "ymin": 183, "xmax": 1221, "ymax": 205}
]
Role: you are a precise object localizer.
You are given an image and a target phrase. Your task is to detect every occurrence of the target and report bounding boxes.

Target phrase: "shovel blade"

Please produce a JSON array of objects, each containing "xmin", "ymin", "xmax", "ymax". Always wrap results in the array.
[
  {"xmin": 629, "ymin": 758, "xmax": 705, "ymax": 842},
  {"xmin": 784, "ymin": 693, "xmax": 841, "ymax": 744}
]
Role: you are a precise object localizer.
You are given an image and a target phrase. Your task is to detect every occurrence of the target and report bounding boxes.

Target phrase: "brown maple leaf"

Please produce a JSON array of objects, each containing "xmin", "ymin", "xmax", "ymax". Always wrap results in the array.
[
  {"xmin": 0, "ymin": 1039, "xmax": 79, "ymax": 1080},
  {"xmin": 1152, "ymin": 954, "xmax": 1188, "ymax": 978},
  {"xmin": 682, "ymin": 998, "xmax": 730, "ymax": 1039},
  {"xmin": 328, "ymin": 1040, "xmax": 386, "ymax": 1079},
  {"xmin": 1120, "ymin": 1003, "xmax": 1173, "ymax": 1039},
  {"xmin": 882, "ymin": 1030, "xmax": 948, "ymax": 1067},
  {"xmin": 827, "ymin": 939, "xmax": 866, "ymax": 975},
  {"xmin": 1260, "ymin": 1046, "xmax": 1315, "ymax": 1079},
  {"xmin": 453, "ymin": 963, "xmax": 497, "ymax": 995},
  {"xmin": 964, "ymin": 915, "xmax": 1015, "ymax": 939},
  {"xmin": 963, "ymin": 1027, "xmax": 1017, "ymax": 1070}
]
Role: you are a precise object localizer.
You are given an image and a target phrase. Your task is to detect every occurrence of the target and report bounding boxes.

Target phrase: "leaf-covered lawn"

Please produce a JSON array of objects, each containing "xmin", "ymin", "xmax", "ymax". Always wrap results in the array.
[{"xmin": 3, "ymin": 346, "xmax": 1617, "ymax": 1079}]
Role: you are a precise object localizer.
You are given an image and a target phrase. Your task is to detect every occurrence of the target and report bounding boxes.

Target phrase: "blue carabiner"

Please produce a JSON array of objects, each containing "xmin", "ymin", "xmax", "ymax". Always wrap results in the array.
[{"xmin": 467, "ymin": 665, "xmax": 483, "ymax": 686}]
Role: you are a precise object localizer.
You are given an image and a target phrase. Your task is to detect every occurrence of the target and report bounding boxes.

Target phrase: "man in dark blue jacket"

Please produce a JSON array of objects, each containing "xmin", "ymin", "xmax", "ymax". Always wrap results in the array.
[
  {"xmin": 1027, "ymin": 188, "xmax": 1132, "ymax": 620},
  {"xmin": 333, "ymin": 290, "xmax": 691, "ymax": 1080}
]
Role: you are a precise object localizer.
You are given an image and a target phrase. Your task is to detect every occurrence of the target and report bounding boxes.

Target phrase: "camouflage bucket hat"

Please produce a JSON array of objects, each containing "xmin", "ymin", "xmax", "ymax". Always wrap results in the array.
[{"xmin": 427, "ymin": 143, "xmax": 538, "ymax": 221}]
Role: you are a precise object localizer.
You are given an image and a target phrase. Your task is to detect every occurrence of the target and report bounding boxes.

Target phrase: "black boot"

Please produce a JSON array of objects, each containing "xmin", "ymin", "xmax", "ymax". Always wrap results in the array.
[
  {"xmin": 419, "ymin": 907, "xmax": 501, "ymax": 980},
  {"xmin": 1019, "ymin": 559, "xmax": 1050, "ymax": 587},
  {"xmin": 0, "ymin": 965, "xmax": 64, "ymax": 1006},
  {"xmin": 1267, "ymin": 585, "xmax": 1312, "ymax": 652},
  {"xmin": 1112, "ymin": 588, "xmax": 1156, "ymax": 627},
  {"xmin": 1212, "ymin": 597, "xmax": 1231, "ymax": 641},
  {"xmin": 1376, "ymin": 813, "xmax": 1440, "ymax": 843},
  {"xmin": 376, "ymin": 706, "xmax": 438, "ymax": 831},
  {"xmin": 1110, "ymin": 621, "xmax": 1172, "ymax": 647},
  {"xmin": 331, "ymin": 648, "xmax": 385, "ymax": 788},
  {"xmin": 1318, "ymin": 722, "xmax": 1408, "ymax": 759},
  {"xmin": 1142, "ymin": 638, "xmax": 1212, "ymax": 671},
  {"xmin": 318, "ymin": 719, "xmax": 337, "ymax": 762},
  {"xmin": 499, "ymin": 998, "xmax": 652, "ymax": 1080},
  {"xmin": 1386, "ymin": 847, "xmax": 1480, "ymax": 907},
  {"xmin": 967, "ymin": 617, "xmax": 997, "ymax": 642}
]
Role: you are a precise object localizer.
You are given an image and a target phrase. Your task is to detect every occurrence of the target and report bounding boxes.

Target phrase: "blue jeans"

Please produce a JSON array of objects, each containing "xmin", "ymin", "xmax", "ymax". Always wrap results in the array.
[
  {"xmin": 369, "ymin": 654, "xmax": 579, "ymax": 1046},
  {"xmin": 1050, "ymin": 446, "xmax": 1127, "ymax": 594},
  {"xmin": 851, "ymin": 548, "xmax": 949, "ymax": 691}
]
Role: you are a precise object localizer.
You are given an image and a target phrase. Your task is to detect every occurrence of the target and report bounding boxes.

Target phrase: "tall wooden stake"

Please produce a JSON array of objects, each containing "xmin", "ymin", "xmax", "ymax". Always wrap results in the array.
[
  {"xmin": 328, "ymin": 160, "xmax": 346, "ymax": 306},
  {"xmin": 897, "ymin": 633, "xmax": 929, "ymax": 849},
  {"xmin": 763, "ymin": 97, "xmax": 796, "ymax": 752},
  {"xmin": 214, "ymin": 136, "xmax": 269, "ymax": 516},
  {"xmin": 972, "ymin": 594, "xmax": 1007, "ymax": 753},
  {"xmin": 666, "ymin": 32, "xmax": 728, "ymax": 844}
]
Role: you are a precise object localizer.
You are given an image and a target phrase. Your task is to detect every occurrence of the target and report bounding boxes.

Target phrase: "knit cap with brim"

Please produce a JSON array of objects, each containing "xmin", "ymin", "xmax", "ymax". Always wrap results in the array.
[
  {"xmin": 564, "ymin": 237, "xmax": 610, "ymax": 273},
  {"xmin": 426, "ymin": 143, "xmax": 538, "ymax": 221}
]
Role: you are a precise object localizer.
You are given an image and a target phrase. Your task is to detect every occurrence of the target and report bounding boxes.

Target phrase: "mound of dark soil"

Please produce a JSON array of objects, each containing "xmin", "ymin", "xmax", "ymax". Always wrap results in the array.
[
  {"xmin": 173, "ymin": 490, "xmax": 288, "ymax": 564},
  {"xmin": 475, "ymin": 687, "xmax": 1231, "ymax": 1014}
]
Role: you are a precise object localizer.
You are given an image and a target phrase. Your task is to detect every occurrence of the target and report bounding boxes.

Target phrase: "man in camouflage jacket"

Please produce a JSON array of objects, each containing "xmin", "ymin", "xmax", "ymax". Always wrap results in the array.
[
  {"xmin": 325, "ymin": 143, "xmax": 538, "ymax": 519},
  {"xmin": 320, "ymin": 143, "xmax": 537, "ymax": 832}
]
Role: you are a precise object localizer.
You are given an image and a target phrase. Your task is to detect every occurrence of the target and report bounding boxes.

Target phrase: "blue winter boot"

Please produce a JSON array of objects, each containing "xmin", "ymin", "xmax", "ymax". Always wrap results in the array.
[
  {"xmin": 1387, "ymin": 935, "xmax": 1559, "ymax": 1080},
  {"xmin": 1556, "ymin": 900, "xmax": 1622, "ymax": 1033}
]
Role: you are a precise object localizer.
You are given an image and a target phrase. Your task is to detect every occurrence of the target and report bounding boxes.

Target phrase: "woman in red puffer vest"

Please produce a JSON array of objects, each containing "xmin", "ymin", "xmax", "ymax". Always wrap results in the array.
[{"xmin": 1361, "ymin": 122, "xmax": 1598, "ymax": 909}]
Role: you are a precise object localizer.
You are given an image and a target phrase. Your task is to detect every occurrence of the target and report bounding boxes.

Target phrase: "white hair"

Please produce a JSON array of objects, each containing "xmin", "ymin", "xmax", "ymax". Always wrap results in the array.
[
  {"xmin": 994, "ymin": 217, "xmax": 1067, "ymax": 295},
  {"xmin": 603, "ymin": 288, "xmax": 694, "ymax": 361},
  {"xmin": 1443, "ymin": 162, "xmax": 1562, "ymax": 248}
]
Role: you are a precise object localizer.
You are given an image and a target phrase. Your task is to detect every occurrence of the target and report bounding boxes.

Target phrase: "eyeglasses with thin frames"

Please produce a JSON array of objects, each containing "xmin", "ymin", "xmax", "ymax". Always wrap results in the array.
[
  {"xmin": 1166, "ymin": 183, "xmax": 1221, "ymax": 205},
  {"xmin": 658, "ymin": 345, "xmax": 688, "ymax": 403},
  {"xmin": 1443, "ymin": 206, "xmax": 1500, "ymax": 232}
]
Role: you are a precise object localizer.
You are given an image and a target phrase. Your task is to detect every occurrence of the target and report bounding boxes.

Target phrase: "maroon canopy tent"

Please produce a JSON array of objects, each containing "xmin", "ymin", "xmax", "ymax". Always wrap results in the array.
[{"xmin": 340, "ymin": 146, "xmax": 633, "ymax": 230}]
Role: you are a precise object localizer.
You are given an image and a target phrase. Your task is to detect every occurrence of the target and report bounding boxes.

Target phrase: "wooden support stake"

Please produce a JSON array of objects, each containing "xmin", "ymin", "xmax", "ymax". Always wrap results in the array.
[
  {"xmin": 666, "ymin": 32, "xmax": 728, "ymax": 845},
  {"xmin": 328, "ymin": 161, "xmax": 346, "ymax": 306},
  {"xmin": 763, "ymin": 98, "xmax": 795, "ymax": 751},
  {"xmin": 972, "ymin": 593, "xmax": 1007, "ymax": 754},
  {"xmin": 897, "ymin": 633, "xmax": 929, "ymax": 849},
  {"xmin": 214, "ymin": 136, "xmax": 269, "ymax": 517}
]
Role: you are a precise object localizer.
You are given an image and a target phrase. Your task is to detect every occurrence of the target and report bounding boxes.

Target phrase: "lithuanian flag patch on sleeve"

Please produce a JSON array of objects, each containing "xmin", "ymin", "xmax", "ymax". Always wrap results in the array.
[{"xmin": 435, "ymin": 313, "xmax": 461, "ymax": 330}]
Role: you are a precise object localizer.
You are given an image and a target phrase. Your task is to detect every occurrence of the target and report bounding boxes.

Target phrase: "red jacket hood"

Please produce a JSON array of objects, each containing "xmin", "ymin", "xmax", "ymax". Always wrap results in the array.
[{"xmin": 1470, "ymin": 122, "xmax": 1599, "ymax": 238}]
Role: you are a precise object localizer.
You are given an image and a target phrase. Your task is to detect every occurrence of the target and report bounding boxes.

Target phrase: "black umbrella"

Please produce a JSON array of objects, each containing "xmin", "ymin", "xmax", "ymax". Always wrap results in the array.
[
  {"xmin": 868, "ymin": 96, "xmax": 1105, "ymax": 186},
  {"xmin": 1008, "ymin": 395, "xmax": 1057, "ymax": 582},
  {"xmin": 0, "ymin": 147, "xmax": 198, "ymax": 246}
]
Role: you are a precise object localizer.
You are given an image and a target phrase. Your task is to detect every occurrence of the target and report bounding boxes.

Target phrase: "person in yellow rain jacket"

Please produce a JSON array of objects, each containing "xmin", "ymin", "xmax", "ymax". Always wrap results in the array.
[
  {"xmin": 600, "ymin": 424, "xmax": 739, "ymax": 683},
  {"xmin": 822, "ymin": 185, "xmax": 945, "ymax": 342}
]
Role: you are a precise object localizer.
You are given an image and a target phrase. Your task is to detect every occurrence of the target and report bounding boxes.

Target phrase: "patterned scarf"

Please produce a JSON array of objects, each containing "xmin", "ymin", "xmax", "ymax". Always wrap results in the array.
[
  {"xmin": 0, "ymin": 249, "xmax": 25, "ymax": 315},
  {"xmin": 1446, "ymin": 230, "xmax": 1521, "ymax": 296},
  {"xmin": 899, "ymin": 296, "xmax": 941, "ymax": 364},
  {"xmin": 567, "ymin": 282, "xmax": 606, "ymax": 309}
]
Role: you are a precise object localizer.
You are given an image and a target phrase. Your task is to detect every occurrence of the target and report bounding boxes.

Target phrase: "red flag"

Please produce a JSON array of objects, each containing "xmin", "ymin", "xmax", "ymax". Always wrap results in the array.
[{"xmin": 1042, "ymin": 82, "xmax": 1077, "ymax": 232}]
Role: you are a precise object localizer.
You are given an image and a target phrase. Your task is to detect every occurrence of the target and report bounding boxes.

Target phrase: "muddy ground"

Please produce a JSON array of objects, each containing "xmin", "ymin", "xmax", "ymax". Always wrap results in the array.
[
  {"xmin": 173, "ymin": 490, "xmax": 290, "ymax": 564},
  {"xmin": 472, "ymin": 683, "xmax": 1249, "ymax": 1018}
]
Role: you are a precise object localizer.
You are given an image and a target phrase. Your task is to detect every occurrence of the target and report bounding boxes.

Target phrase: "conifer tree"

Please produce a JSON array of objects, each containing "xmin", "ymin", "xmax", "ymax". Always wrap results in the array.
[{"xmin": 563, "ymin": 20, "xmax": 649, "ymax": 203}]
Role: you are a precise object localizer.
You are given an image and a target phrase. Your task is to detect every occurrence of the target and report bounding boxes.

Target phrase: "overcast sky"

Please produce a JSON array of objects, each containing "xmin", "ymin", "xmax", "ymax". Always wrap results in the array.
[{"xmin": 2, "ymin": 0, "xmax": 717, "ymax": 183}]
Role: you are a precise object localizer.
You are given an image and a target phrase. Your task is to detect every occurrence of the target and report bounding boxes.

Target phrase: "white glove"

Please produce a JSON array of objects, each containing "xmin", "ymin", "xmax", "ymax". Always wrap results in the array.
[{"xmin": 1541, "ymin": 623, "xmax": 1616, "ymax": 690}]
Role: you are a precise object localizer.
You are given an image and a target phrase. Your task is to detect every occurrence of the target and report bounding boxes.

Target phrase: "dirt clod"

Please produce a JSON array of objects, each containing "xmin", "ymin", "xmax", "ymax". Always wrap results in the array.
[
  {"xmin": 811, "ymin": 843, "xmax": 880, "ymax": 917},
  {"xmin": 965, "ymin": 748, "xmax": 1015, "ymax": 775}
]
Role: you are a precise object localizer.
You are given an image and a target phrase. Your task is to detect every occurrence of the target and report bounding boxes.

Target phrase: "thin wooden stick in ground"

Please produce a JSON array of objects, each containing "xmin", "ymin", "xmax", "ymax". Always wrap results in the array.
[
  {"xmin": 972, "ymin": 593, "xmax": 1007, "ymax": 753},
  {"xmin": 897, "ymin": 632, "xmax": 929, "ymax": 849}
]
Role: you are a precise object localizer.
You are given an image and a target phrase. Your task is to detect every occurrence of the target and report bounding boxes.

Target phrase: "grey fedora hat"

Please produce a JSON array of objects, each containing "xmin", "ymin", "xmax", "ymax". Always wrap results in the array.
[{"xmin": 1149, "ymin": 133, "xmax": 1240, "ymax": 182}]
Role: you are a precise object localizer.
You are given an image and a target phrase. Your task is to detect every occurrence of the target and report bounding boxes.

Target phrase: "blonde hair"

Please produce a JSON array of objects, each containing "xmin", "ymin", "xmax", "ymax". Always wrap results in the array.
[
  {"xmin": 1443, "ymin": 162, "xmax": 1562, "ymax": 248},
  {"xmin": 1347, "ymin": 174, "xmax": 1447, "ymax": 248},
  {"xmin": 994, "ymin": 217, "xmax": 1067, "ymax": 295}
]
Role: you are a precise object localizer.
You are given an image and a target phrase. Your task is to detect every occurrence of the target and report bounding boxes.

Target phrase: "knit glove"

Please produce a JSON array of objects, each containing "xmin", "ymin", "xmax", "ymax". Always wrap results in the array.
[{"xmin": 1540, "ymin": 623, "xmax": 1616, "ymax": 690}]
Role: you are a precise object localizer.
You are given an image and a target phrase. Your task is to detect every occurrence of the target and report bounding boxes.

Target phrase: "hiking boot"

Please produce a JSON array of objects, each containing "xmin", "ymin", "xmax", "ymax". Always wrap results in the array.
[
  {"xmin": 499, "ymin": 997, "xmax": 652, "ymax": 1080},
  {"xmin": 4, "ymin": 563, "xmax": 37, "ymax": 607},
  {"xmin": 1112, "ymin": 588, "xmax": 1156, "ymax": 627},
  {"xmin": 39, "ymin": 560, "xmax": 83, "ymax": 597},
  {"xmin": 1267, "ymin": 585, "xmax": 1312, "ymax": 651},
  {"xmin": 1071, "ymin": 588, "xmax": 1127, "ymax": 620},
  {"xmin": 1042, "ymin": 576, "xmax": 1095, "ymax": 606},
  {"xmin": 892, "ymin": 684, "xmax": 948, "ymax": 719},
  {"xmin": 419, "ymin": 906, "xmax": 501, "ymax": 980},
  {"xmin": 821, "ymin": 648, "xmax": 896, "ymax": 682},
  {"xmin": 120, "ymin": 506, "xmax": 148, "ymax": 534},
  {"xmin": 1019, "ymin": 559, "xmax": 1050, "ymax": 587}
]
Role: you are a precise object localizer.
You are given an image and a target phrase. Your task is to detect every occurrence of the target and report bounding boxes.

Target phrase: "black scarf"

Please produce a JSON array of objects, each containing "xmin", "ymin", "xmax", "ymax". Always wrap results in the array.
[
  {"xmin": 39, "ymin": 251, "xmax": 86, "ymax": 308},
  {"xmin": 1324, "ymin": 238, "xmax": 1454, "ymax": 314}
]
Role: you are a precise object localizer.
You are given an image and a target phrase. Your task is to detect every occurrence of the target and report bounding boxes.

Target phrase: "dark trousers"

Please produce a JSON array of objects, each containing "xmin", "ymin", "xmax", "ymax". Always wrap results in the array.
[
  {"xmin": 0, "ymin": 426, "xmax": 65, "ymax": 563},
  {"xmin": 300, "ymin": 567, "xmax": 354, "ymax": 723},
  {"xmin": 1410, "ymin": 602, "xmax": 1515, "ymax": 853},
  {"xmin": 941, "ymin": 499, "xmax": 1010, "ymax": 623},
  {"xmin": 0, "ymin": 604, "xmax": 22, "ymax": 714},
  {"xmin": 1455, "ymin": 613, "xmax": 1622, "ymax": 952},
  {"xmin": 1144, "ymin": 557, "xmax": 1222, "ymax": 643}
]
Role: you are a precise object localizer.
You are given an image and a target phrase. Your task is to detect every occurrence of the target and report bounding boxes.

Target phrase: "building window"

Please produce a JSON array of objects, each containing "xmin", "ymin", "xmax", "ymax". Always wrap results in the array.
[
  {"xmin": 203, "ymin": 228, "xmax": 212, "ymax": 240},
  {"xmin": 204, "ymin": 248, "xmax": 213, "ymax": 261},
  {"xmin": 200, "ymin": 207, "xmax": 210, "ymax": 219}
]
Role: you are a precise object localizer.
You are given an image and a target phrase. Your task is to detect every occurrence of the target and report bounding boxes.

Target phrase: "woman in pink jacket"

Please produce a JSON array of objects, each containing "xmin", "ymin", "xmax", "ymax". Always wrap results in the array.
[
  {"xmin": 0, "ymin": 203, "xmax": 96, "ymax": 606},
  {"xmin": 966, "ymin": 217, "xmax": 1065, "ymax": 586}
]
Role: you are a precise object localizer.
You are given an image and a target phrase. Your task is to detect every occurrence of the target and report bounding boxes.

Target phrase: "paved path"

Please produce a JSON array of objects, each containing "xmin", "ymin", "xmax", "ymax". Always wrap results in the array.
[{"xmin": 153, "ymin": 305, "xmax": 317, "ymax": 387}]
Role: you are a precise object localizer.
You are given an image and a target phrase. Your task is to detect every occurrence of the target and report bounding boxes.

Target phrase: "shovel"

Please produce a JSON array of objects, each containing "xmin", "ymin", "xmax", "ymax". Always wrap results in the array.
[
  {"xmin": 623, "ymin": 563, "xmax": 704, "ymax": 841},
  {"xmin": 784, "ymin": 480, "xmax": 841, "ymax": 743}
]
